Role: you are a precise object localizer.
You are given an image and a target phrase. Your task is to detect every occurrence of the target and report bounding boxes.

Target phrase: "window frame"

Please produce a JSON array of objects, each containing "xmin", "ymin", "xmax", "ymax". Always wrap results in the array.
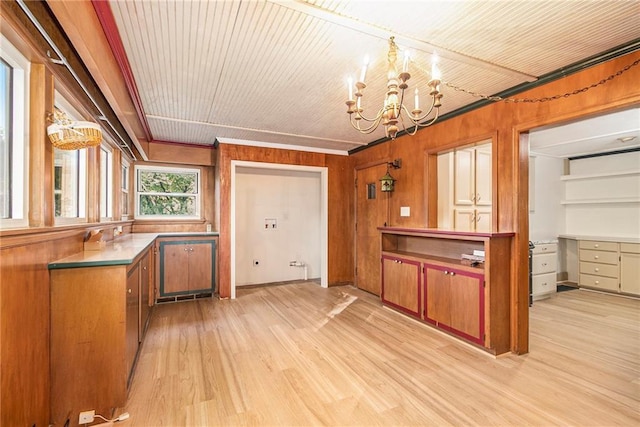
[
  {"xmin": 0, "ymin": 34, "xmax": 30, "ymax": 229},
  {"xmin": 134, "ymin": 164, "xmax": 201, "ymax": 220},
  {"xmin": 121, "ymin": 157, "xmax": 130, "ymax": 220},
  {"xmin": 99, "ymin": 142, "xmax": 114, "ymax": 221},
  {"xmin": 52, "ymin": 93, "xmax": 89, "ymax": 226}
]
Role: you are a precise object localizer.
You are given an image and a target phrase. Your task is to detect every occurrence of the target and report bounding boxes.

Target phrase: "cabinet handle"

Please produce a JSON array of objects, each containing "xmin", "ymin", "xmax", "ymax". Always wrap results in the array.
[
  {"xmin": 595, "ymin": 268, "xmax": 599, "ymax": 272},
  {"xmin": 190, "ymin": 248, "xmax": 194, "ymax": 252},
  {"xmin": 128, "ymin": 288, "xmax": 132, "ymax": 294},
  {"xmin": 595, "ymin": 280, "xmax": 600, "ymax": 284},
  {"xmin": 444, "ymin": 270, "xmax": 448, "ymax": 275},
  {"xmin": 184, "ymin": 248, "xmax": 188, "ymax": 251},
  {"xmin": 542, "ymin": 262, "xmax": 547, "ymax": 267},
  {"xmin": 542, "ymin": 247, "xmax": 547, "ymax": 251},
  {"xmin": 594, "ymin": 255, "xmax": 599, "ymax": 259},
  {"xmin": 143, "ymin": 266, "xmax": 147, "ymax": 270},
  {"xmin": 476, "ymin": 193, "xmax": 481, "ymax": 202},
  {"xmin": 471, "ymin": 194, "xmax": 476, "ymax": 202},
  {"xmin": 594, "ymin": 244, "xmax": 599, "ymax": 248},
  {"xmin": 476, "ymin": 215, "xmax": 481, "ymax": 223},
  {"xmin": 450, "ymin": 272, "xmax": 455, "ymax": 276}
]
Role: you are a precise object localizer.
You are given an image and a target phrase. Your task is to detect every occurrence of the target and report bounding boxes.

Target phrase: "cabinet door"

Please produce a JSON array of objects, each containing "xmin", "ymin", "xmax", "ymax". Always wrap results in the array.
[
  {"xmin": 620, "ymin": 252, "xmax": 640, "ymax": 295},
  {"xmin": 454, "ymin": 148, "xmax": 475, "ymax": 205},
  {"xmin": 425, "ymin": 266, "xmax": 450, "ymax": 324},
  {"xmin": 126, "ymin": 264, "xmax": 140, "ymax": 379},
  {"xmin": 448, "ymin": 270, "xmax": 483, "ymax": 342},
  {"xmin": 160, "ymin": 243, "xmax": 190, "ymax": 295},
  {"xmin": 139, "ymin": 250, "xmax": 151, "ymax": 341},
  {"xmin": 474, "ymin": 208, "xmax": 492, "ymax": 233},
  {"xmin": 381, "ymin": 256, "xmax": 421, "ymax": 317},
  {"xmin": 474, "ymin": 145, "xmax": 492, "ymax": 206},
  {"xmin": 453, "ymin": 208, "xmax": 475, "ymax": 232},
  {"xmin": 188, "ymin": 241, "xmax": 214, "ymax": 292}
]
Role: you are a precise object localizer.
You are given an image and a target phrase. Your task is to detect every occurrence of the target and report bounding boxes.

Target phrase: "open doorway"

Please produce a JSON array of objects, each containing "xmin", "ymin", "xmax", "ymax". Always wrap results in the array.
[{"xmin": 230, "ymin": 161, "xmax": 329, "ymax": 299}]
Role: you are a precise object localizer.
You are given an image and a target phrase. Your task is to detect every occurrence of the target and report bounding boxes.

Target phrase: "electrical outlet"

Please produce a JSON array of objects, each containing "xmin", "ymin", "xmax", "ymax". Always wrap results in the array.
[{"xmin": 79, "ymin": 410, "xmax": 95, "ymax": 424}]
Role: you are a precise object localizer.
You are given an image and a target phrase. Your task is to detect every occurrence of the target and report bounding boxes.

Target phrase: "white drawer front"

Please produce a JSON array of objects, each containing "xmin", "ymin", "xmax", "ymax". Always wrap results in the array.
[
  {"xmin": 579, "ymin": 261, "xmax": 619, "ymax": 279},
  {"xmin": 532, "ymin": 253, "xmax": 557, "ymax": 274},
  {"xmin": 620, "ymin": 243, "xmax": 640, "ymax": 254},
  {"xmin": 579, "ymin": 240, "xmax": 618, "ymax": 252},
  {"xmin": 579, "ymin": 249, "xmax": 619, "ymax": 265},
  {"xmin": 579, "ymin": 273, "xmax": 619, "ymax": 291},
  {"xmin": 532, "ymin": 273, "xmax": 557, "ymax": 295},
  {"xmin": 532, "ymin": 243, "xmax": 557, "ymax": 255}
]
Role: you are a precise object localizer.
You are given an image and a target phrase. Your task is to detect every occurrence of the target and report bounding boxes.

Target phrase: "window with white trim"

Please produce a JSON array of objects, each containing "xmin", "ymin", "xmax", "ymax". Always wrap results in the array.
[
  {"xmin": 53, "ymin": 93, "xmax": 87, "ymax": 224},
  {"xmin": 100, "ymin": 143, "xmax": 114, "ymax": 221},
  {"xmin": 0, "ymin": 35, "xmax": 30, "ymax": 229},
  {"xmin": 121, "ymin": 158, "xmax": 130, "ymax": 219},
  {"xmin": 135, "ymin": 165, "xmax": 200, "ymax": 219}
]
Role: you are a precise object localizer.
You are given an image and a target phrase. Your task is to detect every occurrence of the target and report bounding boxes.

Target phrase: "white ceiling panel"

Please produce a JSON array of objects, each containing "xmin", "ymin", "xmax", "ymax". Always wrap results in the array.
[{"xmin": 106, "ymin": 0, "xmax": 640, "ymax": 153}]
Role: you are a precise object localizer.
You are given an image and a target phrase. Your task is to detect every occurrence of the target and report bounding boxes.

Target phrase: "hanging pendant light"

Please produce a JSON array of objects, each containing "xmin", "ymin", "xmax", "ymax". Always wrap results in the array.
[{"xmin": 47, "ymin": 108, "xmax": 103, "ymax": 150}]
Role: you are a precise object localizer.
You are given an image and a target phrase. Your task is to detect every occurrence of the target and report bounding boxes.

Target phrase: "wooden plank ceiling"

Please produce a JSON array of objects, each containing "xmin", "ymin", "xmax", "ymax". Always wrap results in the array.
[{"xmin": 104, "ymin": 0, "xmax": 640, "ymax": 152}]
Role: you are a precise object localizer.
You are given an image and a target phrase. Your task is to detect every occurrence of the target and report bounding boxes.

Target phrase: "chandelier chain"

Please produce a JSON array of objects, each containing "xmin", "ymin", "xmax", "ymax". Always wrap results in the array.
[{"xmin": 443, "ymin": 58, "xmax": 640, "ymax": 103}]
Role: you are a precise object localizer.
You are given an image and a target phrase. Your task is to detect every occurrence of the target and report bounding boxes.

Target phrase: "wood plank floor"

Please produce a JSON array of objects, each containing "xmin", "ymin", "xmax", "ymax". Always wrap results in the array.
[{"xmin": 120, "ymin": 283, "xmax": 640, "ymax": 426}]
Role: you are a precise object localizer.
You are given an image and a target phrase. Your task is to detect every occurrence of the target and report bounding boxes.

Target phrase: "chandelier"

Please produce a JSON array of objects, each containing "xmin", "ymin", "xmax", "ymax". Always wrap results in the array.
[
  {"xmin": 345, "ymin": 36, "xmax": 443, "ymax": 139},
  {"xmin": 47, "ymin": 108, "xmax": 103, "ymax": 150}
]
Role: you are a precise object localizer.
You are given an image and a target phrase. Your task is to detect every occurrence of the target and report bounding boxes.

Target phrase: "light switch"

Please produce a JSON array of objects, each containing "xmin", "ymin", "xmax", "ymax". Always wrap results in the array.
[{"xmin": 400, "ymin": 206, "xmax": 410, "ymax": 217}]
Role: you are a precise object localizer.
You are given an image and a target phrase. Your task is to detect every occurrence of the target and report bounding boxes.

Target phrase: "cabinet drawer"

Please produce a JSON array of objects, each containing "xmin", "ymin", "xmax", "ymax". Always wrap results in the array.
[
  {"xmin": 531, "ymin": 243, "xmax": 557, "ymax": 255},
  {"xmin": 579, "ymin": 240, "xmax": 618, "ymax": 252},
  {"xmin": 532, "ymin": 253, "xmax": 556, "ymax": 274},
  {"xmin": 579, "ymin": 249, "xmax": 618, "ymax": 265},
  {"xmin": 579, "ymin": 273, "xmax": 618, "ymax": 291},
  {"xmin": 579, "ymin": 261, "xmax": 618, "ymax": 278},
  {"xmin": 532, "ymin": 273, "xmax": 556, "ymax": 295},
  {"xmin": 620, "ymin": 243, "xmax": 640, "ymax": 254}
]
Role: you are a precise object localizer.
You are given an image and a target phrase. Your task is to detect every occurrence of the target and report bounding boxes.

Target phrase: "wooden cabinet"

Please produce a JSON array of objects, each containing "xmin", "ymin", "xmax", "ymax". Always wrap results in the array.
[
  {"xmin": 49, "ymin": 243, "xmax": 154, "ymax": 427},
  {"xmin": 424, "ymin": 264, "xmax": 484, "ymax": 345},
  {"xmin": 531, "ymin": 242, "xmax": 557, "ymax": 300},
  {"xmin": 379, "ymin": 227, "xmax": 512, "ymax": 355},
  {"xmin": 453, "ymin": 143, "xmax": 492, "ymax": 232},
  {"xmin": 139, "ymin": 250, "xmax": 152, "ymax": 341},
  {"xmin": 157, "ymin": 236, "xmax": 217, "ymax": 300},
  {"xmin": 381, "ymin": 255, "xmax": 421, "ymax": 317},
  {"xmin": 620, "ymin": 243, "xmax": 640, "ymax": 295}
]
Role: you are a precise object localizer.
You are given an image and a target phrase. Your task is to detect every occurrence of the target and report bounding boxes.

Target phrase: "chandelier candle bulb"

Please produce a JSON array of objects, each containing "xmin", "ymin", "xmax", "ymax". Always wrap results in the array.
[
  {"xmin": 414, "ymin": 88, "xmax": 420, "ymax": 110},
  {"xmin": 402, "ymin": 51, "xmax": 410, "ymax": 73},
  {"xmin": 360, "ymin": 55, "xmax": 369, "ymax": 83}
]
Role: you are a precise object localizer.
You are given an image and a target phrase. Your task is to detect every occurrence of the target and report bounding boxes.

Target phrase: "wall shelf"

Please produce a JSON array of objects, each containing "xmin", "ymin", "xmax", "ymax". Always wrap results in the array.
[
  {"xmin": 561, "ymin": 197, "xmax": 640, "ymax": 205},
  {"xmin": 560, "ymin": 169, "xmax": 640, "ymax": 181}
]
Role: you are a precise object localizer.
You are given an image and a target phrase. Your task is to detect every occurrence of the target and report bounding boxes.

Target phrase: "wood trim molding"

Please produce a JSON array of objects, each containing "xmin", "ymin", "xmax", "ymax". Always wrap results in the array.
[{"xmin": 91, "ymin": 0, "xmax": 153, "ymax": 142}]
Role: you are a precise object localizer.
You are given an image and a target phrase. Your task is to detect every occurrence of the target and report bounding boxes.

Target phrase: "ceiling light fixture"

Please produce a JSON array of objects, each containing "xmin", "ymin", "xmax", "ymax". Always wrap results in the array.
[
  {"xmin": 47, "ymin": 108, "xmax": 103, "ymax": 150},
  {"xmin": 346, "ymin": 37, "xmax": 442, "ymax": 140}
]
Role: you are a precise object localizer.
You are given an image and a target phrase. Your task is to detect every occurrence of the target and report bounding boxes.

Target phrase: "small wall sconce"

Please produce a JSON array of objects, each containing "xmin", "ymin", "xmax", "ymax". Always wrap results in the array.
[{"xmin": 380, "ymin": 159, "xmax": 402, "ymax": 192}]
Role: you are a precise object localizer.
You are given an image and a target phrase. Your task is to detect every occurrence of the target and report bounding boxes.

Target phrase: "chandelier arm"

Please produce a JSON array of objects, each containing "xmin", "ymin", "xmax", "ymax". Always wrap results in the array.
[
  {"xmin": 398, "ymin": 112, "xmax": 419, "ymax": 137},
  {"xmin": 349, "ymin": 113, "xmax": 385, "ymax": 134},
  {"xmin": 353, "ymin": 107, "xmax": 385, "ymax": 123}
]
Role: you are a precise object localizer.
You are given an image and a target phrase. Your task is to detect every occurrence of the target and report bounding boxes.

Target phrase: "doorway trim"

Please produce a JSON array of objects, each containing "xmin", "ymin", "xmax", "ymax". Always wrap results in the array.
[{"xmin": 230, "ymin": 160, "xmax": 329, "ymax": 299}]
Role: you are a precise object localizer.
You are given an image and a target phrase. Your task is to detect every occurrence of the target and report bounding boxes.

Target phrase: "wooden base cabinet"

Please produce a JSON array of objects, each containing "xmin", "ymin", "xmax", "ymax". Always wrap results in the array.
[
  {"xmin": 381, "ymin": 255, "xmax": 421, "ymax": 317},
  {"xmin": 50, "ymin": 245, "xmax": 154, "ymax": 427},
  {"xmin": 379, "ymin": 227, "xmax": 513, "ymax": 355},
  {"xmin": 157, "ymin": 236, "xmax": 218, "ymax": 300},
  {"xmin": 425, "ymin": 264, "xmax": 484, "ymax": 345}
]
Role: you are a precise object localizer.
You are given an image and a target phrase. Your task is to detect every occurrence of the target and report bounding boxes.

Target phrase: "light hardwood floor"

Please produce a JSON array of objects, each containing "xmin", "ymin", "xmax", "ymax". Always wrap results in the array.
[{"xmin": 120, "ymin": 283, "xmax": 640, "ymax": 426}]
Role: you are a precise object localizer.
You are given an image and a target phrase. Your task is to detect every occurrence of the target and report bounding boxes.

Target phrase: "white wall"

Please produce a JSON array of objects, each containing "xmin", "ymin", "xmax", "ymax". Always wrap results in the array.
[
  {"xmin": 529, "ymin": 155, "xmax": 565, "ymax": 242},
  {"xmin": 564, "ymin": 151, "xmax": 640, "ymax": 238},
  {"xmin": 235, "ymin": 167, "xmax": 321, "ymax": 286}
]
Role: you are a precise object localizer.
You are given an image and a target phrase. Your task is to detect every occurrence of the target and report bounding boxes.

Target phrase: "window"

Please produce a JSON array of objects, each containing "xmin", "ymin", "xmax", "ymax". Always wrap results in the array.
[
  {"xmin": 135, "ymin": 165, "xmax": 200, "ymax": 219},
  {"xmin": 100, "ymin": 144, "xmax": 113, "ymax": 220},
  {"xmin": 54, "ymin": 148, "xmax": 87, "ymax": 221},
  {"xmin": 121, "ymin": 158, "xmax": 130, "ymax": 219},
  {"xmin": 0, "ymin": 35, "xmax": 29, "ymax": 229},
  {"xmin": 54, "ymin": 93, "xmax": 88, "ymax": 224}
]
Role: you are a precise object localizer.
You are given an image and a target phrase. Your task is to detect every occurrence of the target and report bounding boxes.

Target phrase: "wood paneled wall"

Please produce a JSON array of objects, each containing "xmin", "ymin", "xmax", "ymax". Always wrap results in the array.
[
  {"xmin": 215, "ymin": 144, "xmax": 354, "ymax": 298},
  {"xmin": 349, "ymin": 50, "xmax": 640, "ymax": 354}
]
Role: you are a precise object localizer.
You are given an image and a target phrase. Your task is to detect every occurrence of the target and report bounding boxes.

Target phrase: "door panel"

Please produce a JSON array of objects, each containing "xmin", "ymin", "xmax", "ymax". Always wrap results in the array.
[
  {"xmin": 355, "ymin": 164, "xmax": 389, "ymax": 295},
  {"xmin": 449, "ymin": 272, "xmax": 482, "ymax": 340},
  {"xmin": 162, "ymin": 243, "xmax": 189, "ymax": 294},
  {"xmin": 381, "ymin": 257, "xmax": 420, "ymax": 316},
  {"xmin": 189, "ymin": 242, "xmax": 213, "ymax": 292}
]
